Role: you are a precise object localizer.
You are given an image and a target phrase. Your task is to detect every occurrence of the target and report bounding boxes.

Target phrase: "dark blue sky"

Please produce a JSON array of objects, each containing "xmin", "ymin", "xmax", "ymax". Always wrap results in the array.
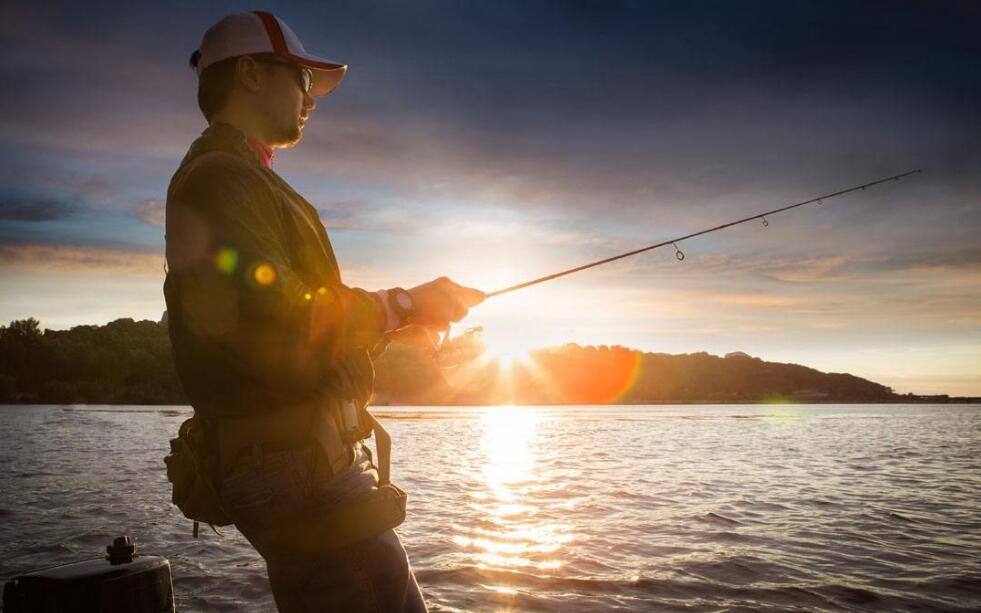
[{"xmin": 1, "ymin": 1, "xmax": 979, "ymax": 393}]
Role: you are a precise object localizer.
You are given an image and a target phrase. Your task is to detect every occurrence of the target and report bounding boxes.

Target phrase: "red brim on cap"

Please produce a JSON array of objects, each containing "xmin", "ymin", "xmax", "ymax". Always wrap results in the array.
[{"xmin": 254, "ymin": 11, "xmax": 348, "ymax": 97}]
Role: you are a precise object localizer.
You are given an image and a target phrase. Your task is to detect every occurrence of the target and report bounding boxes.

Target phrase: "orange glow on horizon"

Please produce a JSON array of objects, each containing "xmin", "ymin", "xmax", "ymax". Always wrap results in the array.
[{"xmin": 440, "ymin": 328, "xmax": 645, "ymax": 405}]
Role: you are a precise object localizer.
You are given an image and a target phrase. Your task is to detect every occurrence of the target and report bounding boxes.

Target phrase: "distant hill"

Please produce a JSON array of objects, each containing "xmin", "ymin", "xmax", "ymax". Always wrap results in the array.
[
  {"xmin": 0, "ymin": 317, "xmax": 967, "ymax": 405},
  {"xmin": 373, "ymin": 340, "xmax": 905, "ymax": 405}
]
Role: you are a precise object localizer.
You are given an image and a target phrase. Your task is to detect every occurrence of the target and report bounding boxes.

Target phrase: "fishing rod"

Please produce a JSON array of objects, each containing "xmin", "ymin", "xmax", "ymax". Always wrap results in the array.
[
  {"xmin": 432, "ymin": 169, "xmax": 920, "ymax": 364},
  {"xmin": 484, "ymin": 169, "xmax": 922, "ymax": 299}
]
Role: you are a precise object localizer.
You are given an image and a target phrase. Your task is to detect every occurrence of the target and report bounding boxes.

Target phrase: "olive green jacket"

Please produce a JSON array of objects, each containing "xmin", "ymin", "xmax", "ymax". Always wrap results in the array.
[{"xmin": 164, "ymin": 123, "xmax": 386, "ymax": 417}]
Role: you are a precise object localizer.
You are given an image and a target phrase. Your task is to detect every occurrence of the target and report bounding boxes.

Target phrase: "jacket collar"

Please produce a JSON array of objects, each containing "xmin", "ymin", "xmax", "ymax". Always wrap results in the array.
[{"xmin": 184, "ymin": 122, "xmax": 267, "ymax": 168}]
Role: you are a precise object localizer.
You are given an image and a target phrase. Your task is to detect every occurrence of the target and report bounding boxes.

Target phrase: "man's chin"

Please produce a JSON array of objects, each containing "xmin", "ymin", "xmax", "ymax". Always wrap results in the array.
[{"xmin": 271, "ymin": 124, "xmax": 303, "ymax": 148}]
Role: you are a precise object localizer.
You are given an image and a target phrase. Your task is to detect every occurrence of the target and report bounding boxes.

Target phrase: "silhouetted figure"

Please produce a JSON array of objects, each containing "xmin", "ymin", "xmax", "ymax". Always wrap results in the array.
[{"xmin": 164, "ymin": 12, "xmax": 482, "ymax": 612}]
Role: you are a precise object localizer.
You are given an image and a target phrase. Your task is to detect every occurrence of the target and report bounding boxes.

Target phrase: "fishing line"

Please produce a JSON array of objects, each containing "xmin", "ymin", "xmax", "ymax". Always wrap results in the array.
[{"xmin": 484, "ymin": 169, "xmax": 921, "ymax": 299}]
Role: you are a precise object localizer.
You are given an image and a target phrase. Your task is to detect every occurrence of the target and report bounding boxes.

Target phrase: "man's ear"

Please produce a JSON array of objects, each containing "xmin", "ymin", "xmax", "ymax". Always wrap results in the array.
[{"xmin": 235, "ymin": 56, "xmax": 262, "ymax": 93}]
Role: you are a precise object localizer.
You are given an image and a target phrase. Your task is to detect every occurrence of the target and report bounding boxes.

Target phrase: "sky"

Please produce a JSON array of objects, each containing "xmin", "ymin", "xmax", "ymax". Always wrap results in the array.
[{"xmin": 0, "ymin": 1, "xmax": 979, "ymax": 395}]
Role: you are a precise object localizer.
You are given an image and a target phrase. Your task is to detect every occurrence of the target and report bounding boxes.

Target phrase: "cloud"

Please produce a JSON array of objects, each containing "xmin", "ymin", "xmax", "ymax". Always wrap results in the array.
[
  {"xmin": 314, "ymin": 199, "xmax": 428, "ymax": 232},
  {"xmin": 598, "ymin": 246, "xmax": 981, "ymax": 328},
  {"xmin": 747, "ymin": 256, "xmax": 849, "ymax": 283},
  {"xmin": 134, "ymin": 199, "xmax": 165, "ymax": 227},
  {"xmin": 314, "ymin": 199, "xmax": 611, "ymax": 251},
  {"xmin": 0, "ymin": 5, "xmax": 202, "ymax": 162},
  {"xmin": 0, "ymin": 243, "xmax": 164, "ymax": 276},
  {"xmin": 649, "ymin": 324, "xmax": 780, "ymax": 336},
  {"xmin": 876, "ymin": 247, "xmax": 981, "ymax": 275},
  {"xmin": 282, "ymin": 108, "xmax": 977, "ymax": 275},
  {"xmin": 0, "ymin": 196, "xmax": 75, "ymax": 221},
  {"xmin": 423, "ymin": 217, "xmax": 614, "ymax": 249}
]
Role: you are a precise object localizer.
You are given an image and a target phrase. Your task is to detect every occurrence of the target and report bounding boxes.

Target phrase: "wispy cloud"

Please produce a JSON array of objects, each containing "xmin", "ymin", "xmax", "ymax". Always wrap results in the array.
[
  {"xmin": 0, "ymin": 6, "xmax": 201, "ymax": 162},
  {"xmin": 0, "ymin": 195, "xmax": 75, "ymax": 222},
  {"xmin": 314, "ymin": 198, "xmax": 616, "ymax": 251},
  {"xmin": 314, "ymin": 199, "xmax": 431, "ymax": 232},
  {"xmin": 133, "ymin": 199, "xmax": 165, "ymax": 227},
  {"xmin": 0, "ymin": 243, "xmax": 163, "ymax": 276}
]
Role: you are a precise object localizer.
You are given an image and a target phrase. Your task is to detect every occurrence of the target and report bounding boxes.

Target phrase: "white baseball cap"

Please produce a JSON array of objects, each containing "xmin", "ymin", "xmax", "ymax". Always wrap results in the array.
[{"xmin": 194, "ymin": 11, "xmax": 347, "ymax": 97}]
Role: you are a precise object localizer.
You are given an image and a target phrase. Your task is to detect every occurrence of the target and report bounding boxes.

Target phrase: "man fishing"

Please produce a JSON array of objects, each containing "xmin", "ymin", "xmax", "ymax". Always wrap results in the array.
[{"xmin": 164, "ymin": 11, "xmax": 482, "ymax": 612}]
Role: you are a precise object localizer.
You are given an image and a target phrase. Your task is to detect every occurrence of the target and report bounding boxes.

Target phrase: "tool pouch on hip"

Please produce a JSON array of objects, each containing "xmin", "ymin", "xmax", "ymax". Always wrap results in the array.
[
  {"xmin": 335, "ymin": 398, "xmax": 373, "ymax": 445},
  {"xmin": 326, "ymin": 348, "xmax": 376, "ymax": 445},
  {"xmin": 276, "ymin": 482, "xmax": 407, "ymax": 551},
  {"xmin": 164, "ymin": 417, "xmax": 233, "ymax": 529}
]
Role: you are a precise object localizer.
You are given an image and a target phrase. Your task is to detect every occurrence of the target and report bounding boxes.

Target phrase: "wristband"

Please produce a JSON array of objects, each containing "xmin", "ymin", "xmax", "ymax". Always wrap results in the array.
[
  {"xmin": 375, "ymin": 290, "xmax": 399, "ymax": 332},
  {"xmin": 386, "ymin": 287, "xmax": 414, "ymax": 328}
]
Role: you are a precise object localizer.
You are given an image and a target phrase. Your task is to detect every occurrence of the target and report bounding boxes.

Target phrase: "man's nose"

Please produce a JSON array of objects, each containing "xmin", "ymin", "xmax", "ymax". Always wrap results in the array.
[{"xmin": 303, "ymin": 92, "xmax": 316, "ymax": 112}]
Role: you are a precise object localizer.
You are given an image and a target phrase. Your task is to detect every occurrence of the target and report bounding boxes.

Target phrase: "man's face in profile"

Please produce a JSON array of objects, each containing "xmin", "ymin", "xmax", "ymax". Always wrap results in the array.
[{"xmin": 256, "ymin": 60, "xmax": 316, "ymax": 148}]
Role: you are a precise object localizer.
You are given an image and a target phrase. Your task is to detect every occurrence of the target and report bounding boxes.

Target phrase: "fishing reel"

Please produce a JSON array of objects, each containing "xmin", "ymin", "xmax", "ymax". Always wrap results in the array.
[{"xmin": 424, "ymin": 325, "xmax": 486, "ymax": 369}]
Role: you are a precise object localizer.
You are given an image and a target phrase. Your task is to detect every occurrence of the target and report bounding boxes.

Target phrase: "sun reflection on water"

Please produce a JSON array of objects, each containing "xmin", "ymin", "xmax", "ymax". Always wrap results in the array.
[
  {"xmin": 481, "ymin": 406, "xmax": 539, "ymax": 490},
  {"xmin": 455, "ymin": 407, "xmax": 575, "ymax": 597}
]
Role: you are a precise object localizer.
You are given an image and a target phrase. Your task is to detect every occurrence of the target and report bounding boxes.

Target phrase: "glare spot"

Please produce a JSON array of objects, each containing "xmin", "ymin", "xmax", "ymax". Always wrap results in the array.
[
  {"xmin": 303, "ymin": 292, "xmax": 312, "ymax": 301},
  {"xmin": 215, "ymin": 248, "xmax": 237, "ymax": 274},
  {"xmin": 317, "ymin": 286, "xmax": 328, "ymax": 296},
  {"xmin": 253, "ymin": 263, "xmax": 277, "ymax": 285}
]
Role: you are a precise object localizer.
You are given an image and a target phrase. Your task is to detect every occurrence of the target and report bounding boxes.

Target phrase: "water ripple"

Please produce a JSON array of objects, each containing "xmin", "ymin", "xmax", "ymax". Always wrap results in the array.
[{"xmin": 1, "ymin": 404, "xmax": 980, "ymax": 612}]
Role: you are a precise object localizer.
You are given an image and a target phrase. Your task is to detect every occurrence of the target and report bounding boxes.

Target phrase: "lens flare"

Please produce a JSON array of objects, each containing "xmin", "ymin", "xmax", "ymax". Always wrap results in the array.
[
  {"xmin": 253, "ymin": 263, "xmax": 277, "ymax": 285},
  {"xmin": 214, "ymin": 248, "xmax": 237, "ymax": 274},
  {"xmin": 533, "ymin": 346, "xmax": 643, "ymax": 404}
]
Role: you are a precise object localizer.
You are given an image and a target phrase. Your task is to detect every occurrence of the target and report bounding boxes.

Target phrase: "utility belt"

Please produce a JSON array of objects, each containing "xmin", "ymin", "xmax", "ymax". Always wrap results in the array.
[
  {"xmin": 166, "ymin": 395, "xmax": 405, "ymax": 545},
  {"xmin": 216, "ymin": 396, "xmax": 371, "ymax": 480}
]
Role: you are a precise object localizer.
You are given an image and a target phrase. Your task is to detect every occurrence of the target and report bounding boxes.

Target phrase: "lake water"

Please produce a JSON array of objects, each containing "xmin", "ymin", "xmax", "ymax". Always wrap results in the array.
[{"xmin": 1, "ymin": 404, "xmax": 979, "ymax": 612}]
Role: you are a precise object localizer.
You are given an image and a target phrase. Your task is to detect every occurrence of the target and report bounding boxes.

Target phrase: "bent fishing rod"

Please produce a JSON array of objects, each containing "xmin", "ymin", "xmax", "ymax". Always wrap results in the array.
[{"xmin": 484, "ymin": 169, "xmax": 921, "ymax": 299}]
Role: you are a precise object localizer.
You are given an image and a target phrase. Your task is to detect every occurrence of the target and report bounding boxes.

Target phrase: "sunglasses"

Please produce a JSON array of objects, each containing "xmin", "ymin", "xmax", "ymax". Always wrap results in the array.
[{"xmin": 254, "ymin": 56, "xmax": 313, "ymax": 95}]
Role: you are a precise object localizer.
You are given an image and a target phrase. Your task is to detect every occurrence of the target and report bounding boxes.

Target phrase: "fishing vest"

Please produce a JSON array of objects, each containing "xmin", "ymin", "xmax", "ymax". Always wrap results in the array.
[{"xmin": 164, "ymin": 122, "xmax": 390, "ymax": 420}]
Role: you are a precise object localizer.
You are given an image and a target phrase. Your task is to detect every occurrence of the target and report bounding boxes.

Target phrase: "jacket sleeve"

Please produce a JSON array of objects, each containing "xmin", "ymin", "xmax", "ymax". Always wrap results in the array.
[{"xmin": 165, "ymin": 153, "xmax": 387, "ymax": 395}]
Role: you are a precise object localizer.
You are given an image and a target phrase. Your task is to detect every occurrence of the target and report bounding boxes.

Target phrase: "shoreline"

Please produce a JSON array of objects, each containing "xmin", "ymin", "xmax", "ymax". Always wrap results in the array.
[{"xmin": 3, "ymin": 399, "xmax": 979, "ymax": 408}]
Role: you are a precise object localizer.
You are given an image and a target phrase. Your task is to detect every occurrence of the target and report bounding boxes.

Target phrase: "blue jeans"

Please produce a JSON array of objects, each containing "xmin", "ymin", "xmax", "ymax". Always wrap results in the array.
[
  {"xmin": 220, "ymin": 443, "xmax": 427, "ymax": 612},
  {"xmin": 262, "ymin": 529, "xmax": 426, "ymax": 613}
]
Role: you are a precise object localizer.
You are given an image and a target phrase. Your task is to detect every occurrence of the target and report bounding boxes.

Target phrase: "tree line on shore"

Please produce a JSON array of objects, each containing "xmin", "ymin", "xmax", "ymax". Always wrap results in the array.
[{"xmin": 0, "ymin": 317, "xmax": 925, "ymax": 405}]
